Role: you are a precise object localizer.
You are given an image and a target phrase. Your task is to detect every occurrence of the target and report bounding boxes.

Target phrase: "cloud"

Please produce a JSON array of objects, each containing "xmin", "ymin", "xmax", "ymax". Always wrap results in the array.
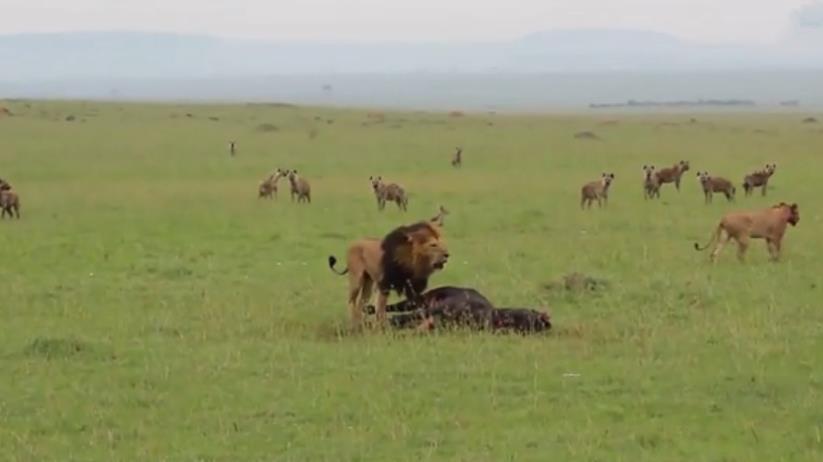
[{"xmin": 793, "ymin": 1, "xmax": 823, "ymax": 28}]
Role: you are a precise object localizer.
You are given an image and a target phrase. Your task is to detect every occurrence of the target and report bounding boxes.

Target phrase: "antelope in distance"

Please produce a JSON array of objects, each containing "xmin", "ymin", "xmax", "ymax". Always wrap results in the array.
[{"xmin": 451, "ymin": 147, "xmax": 463, "ymax": 168}]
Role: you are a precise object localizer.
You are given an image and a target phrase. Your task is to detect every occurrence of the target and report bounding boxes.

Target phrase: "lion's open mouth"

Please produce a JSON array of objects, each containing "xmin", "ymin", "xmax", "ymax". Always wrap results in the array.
[{"xmin": 434, "ymin": 260, "xmax": 447, "ymax": 270}]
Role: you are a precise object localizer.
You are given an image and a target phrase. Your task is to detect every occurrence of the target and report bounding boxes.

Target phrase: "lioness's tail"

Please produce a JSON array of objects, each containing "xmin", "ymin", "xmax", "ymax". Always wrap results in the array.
[
  {"xmin": 328, "ymin": 255, "xmax": 348, "ymax": 275},
  {"xmin": 694, "ymin": 224, "xmax": 722, "ymax": 252}
]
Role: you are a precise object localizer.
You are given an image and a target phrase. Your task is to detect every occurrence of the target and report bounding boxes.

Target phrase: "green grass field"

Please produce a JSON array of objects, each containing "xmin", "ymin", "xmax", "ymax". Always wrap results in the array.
[{"xmin": 1, "ymin": 100, "xmax": 822, "ymax": 461}]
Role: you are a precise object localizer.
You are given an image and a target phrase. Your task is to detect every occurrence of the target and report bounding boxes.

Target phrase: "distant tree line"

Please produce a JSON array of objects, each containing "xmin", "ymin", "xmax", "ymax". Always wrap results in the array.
[{"xmin": 590, "ymin": 99, "xmax": 757, "ymax": 109}]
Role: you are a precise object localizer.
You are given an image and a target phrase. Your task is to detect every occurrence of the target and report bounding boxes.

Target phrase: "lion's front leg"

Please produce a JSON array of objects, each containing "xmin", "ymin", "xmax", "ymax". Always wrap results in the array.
[{"xmin": 375, "ymin": 291, "xmax": 389, "ymax": 327}]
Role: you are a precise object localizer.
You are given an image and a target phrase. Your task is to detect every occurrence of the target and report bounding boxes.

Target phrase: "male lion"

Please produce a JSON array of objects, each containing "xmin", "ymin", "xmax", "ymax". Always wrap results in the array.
[
  {"xmin": 328, "ymin": 221, "xmax": 449, "ymax": 328},
  {"xmin": 694, "ymin": 202, "xmax": 799, "ymax": 262}
]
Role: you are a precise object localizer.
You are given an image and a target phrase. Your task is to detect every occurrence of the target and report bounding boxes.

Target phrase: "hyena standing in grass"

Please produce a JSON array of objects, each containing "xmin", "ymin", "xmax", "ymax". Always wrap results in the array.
[
  {"xmin": 258, "ymin": 168, "xmax": 286, "ymax": 199},
  {"xmin": 451, "ymin": 147, "xmax": 463, "ymax": 168},
  {"xmin": 229, "ymin": 141, "xmax": 237, "ymax": 157},
  {"xmin": 0, "ymin": 179, "xmax": 20, "ymax": 219},
  {"xmin": 697, "ymin": 171, "xmax": 736, "ymax": 204},
  {"xmin": 654, "ymin": 160, "xmax": 690, "ymax": 193},
  {"xmin": 580, "ymin": 173, "xmax": 615, "ymax": 209},
  {"xmin": 642, "ymin": 165, "xmax": 661, "ymax": 200},
  {"xmin": 287, "ymin": 170, "xmax": 311, "ymax": 204},
  {"xmin": 369, "ymin": 176, "xmax": 409, "ymax": 211},
  {"xmin": 743, "ymin": 163, "xmax": 776, "ymax": 197}
]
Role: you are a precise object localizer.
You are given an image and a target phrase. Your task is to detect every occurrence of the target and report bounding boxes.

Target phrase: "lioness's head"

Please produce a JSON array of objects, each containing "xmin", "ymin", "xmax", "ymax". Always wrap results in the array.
[{"xmin": 776, "ymin": 202, "xmax": 800, "ymax": 226}]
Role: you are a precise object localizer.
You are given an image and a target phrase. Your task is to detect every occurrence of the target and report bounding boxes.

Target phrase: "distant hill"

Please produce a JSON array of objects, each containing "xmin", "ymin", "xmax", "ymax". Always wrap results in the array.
[{"xmin": 1, "ymin": 29, "xmax": 822, "ymax": 81}]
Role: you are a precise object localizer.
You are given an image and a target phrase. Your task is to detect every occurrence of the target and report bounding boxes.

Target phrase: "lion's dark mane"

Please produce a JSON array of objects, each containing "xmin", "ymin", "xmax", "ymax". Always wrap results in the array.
[{"xmin": 379, "ymin": 221, "xmax": 437, "ymax": 299}]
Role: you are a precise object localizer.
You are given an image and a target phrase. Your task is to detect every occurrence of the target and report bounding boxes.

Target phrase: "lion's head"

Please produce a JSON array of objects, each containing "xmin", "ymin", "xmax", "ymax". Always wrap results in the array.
[
  {"xmin": 776, "ymin": 202, "xmax": 800, "ymax": 226},
  {"xmin": 379, "ymin": 221, "xmax": 449, "ymax": 298}
]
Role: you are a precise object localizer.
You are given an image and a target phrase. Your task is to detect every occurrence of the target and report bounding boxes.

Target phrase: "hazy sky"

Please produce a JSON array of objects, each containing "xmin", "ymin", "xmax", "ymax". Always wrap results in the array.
[{"xmin": 0, "ymin": 0, "xmax": 818, "ymax": 43}]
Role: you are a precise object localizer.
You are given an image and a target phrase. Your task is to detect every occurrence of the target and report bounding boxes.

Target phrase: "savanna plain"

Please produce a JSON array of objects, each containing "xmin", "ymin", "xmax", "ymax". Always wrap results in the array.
[{"xmin": 1, "ymin": 101, "xmax": 822, "ymax": 461}]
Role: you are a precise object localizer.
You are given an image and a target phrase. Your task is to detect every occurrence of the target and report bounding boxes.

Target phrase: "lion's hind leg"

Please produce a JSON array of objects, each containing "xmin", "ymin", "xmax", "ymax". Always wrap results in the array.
[
  {"xmin": 766, "ymin": 238, "xmax": 781, "ymax": 262},
  {"xmin": 709, "ymin": 230, "xmax": 731, "ymax": 263},
  {"xmin": 735, "ymin": 235, "xmax": 750, "ymax": 262},
  {"xmin": 347, "ymin": 272, "xmax": 371, "ymax": 329}
]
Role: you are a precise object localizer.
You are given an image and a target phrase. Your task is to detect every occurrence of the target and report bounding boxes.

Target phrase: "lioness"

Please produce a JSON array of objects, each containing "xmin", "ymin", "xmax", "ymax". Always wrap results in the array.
[
  {"xmin": 655, "ymin": 160, "xmax": 690, "ymax": 191},
  {"xmin": 694, "ymin": 202, "xmax": 799, "ymax": 262},
  {"xmin": 581, "ymin": 173, "xmax": 615, "ymax": 209},
  {"xmin": 0, "ymin": 189, "xmax": 20, "ymax": 219},
  {"xmin": 369, "ymin": 176, "xmax": 408, "ymax": 211},
  {"xmin": 642, "ymin": 165, "xmax": 660, "ymax": 200},
  {"xmin": 743, "ymin": 163, "xmax": 776, "ymax": 197},
  {"xmin": 287, "ymin": 170, "xmax": 311, "ymax": 204},
  {"xmin": 258, "ymin": 168, "xmax": 286, "ymax": 199},
  {"xmin": 328, "ymin": 221, "xmax": 449, "ymax": 328},
  {"xmin": 697, "ymin": 171, "xmax": 735, "ymax": 203}
]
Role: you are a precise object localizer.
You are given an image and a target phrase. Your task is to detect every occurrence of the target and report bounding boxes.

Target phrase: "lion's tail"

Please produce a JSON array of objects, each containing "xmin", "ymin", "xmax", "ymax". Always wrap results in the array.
[
  {"xmin": 694, "ymin": 223, "xmax": 722, "ymax": 252},
  {"xmin": 328, "ymin": 255, "xmax": 348, "ymax": 275}
]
